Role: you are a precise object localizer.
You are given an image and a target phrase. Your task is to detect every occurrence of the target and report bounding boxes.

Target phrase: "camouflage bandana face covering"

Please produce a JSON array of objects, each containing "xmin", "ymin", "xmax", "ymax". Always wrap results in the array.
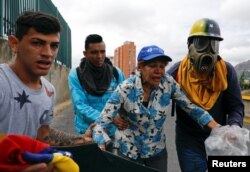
[{"xmin": 188, "ymin": 42, "xmax": 218, "ymax": 75}]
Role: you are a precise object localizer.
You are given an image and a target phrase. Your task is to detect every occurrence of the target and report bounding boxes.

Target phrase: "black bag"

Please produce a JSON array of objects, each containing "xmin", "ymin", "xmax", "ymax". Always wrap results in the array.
[{"xmin": 54, "ymin": 143, "xmax": 160, "ymax": 172}]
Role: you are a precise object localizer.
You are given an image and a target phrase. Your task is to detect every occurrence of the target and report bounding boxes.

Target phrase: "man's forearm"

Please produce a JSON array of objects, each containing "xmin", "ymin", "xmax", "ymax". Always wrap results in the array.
[{"xmin": 37, "ymin": 126, "xmax": 84, "ymax": 146}]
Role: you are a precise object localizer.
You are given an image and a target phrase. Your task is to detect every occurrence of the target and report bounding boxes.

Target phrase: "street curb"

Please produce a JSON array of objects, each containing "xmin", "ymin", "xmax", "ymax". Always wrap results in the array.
[
  {"xmin": 244, "ymin": 117, "xmax": 250, "ymax": 124},
  {"xmin": 54, "ymin": 99, "xmax": 72, "ymax": 116}
]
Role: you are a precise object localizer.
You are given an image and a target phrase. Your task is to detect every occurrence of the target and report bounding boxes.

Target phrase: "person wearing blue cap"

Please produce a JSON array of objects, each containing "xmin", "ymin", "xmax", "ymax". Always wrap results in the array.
[{"xmin": 92, "ymin": 45, "xmax": 220, "ymax": 172}]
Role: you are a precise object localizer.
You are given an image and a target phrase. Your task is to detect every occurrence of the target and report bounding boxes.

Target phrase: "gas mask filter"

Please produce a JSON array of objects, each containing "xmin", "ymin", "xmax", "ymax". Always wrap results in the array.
[{"xmin": 188, "ymin": 37, "xmax": 219, "ymax": 74}]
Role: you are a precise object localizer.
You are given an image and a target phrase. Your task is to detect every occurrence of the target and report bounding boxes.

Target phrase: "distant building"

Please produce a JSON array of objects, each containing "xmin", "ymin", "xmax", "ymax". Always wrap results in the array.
[{"xmin": 114, "ymin": 41, "xmax": 136, "ymax": 78}]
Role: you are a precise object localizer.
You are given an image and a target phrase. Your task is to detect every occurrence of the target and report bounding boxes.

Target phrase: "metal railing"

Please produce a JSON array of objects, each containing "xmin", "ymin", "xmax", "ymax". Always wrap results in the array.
[{"xmin": 0, "ymin": 0, "xmax": 71, "ymax": 68}]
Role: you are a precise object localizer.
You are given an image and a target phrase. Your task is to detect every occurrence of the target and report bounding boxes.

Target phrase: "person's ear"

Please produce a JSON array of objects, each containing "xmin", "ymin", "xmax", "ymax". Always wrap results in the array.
[
  {"xmin": 8, "ymin": 35, "xmax": 18, "ymax": 53},
  {"xmin": 83, "ymin": 50, "xmax": 87, "ymax": 57},
  {"xmin": 137, "ymin": 62, "xmax": 144, "ymax": 71}
]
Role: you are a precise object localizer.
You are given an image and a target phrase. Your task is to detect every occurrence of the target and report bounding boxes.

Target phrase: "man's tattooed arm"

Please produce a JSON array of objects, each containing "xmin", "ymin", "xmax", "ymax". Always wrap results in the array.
[{"xmin": 37, "ymin": 125, "xmax": 93, "ymax": 146}]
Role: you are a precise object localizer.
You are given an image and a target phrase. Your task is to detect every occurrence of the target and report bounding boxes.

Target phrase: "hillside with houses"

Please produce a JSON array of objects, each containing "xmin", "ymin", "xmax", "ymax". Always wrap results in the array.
[
  {"xmin": 235, "ymin": 60, "xmax": 250, "ymax": 90},
  {"xmin": 235, "ymin": 60, "xmax": 250, "ymax": 79}
]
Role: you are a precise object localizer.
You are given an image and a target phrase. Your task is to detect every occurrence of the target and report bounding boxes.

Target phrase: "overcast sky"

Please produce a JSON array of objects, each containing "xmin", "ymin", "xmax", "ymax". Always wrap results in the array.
[{"xmin": 51, "ymin": 0, "xmax": 250, "ymax": 68}]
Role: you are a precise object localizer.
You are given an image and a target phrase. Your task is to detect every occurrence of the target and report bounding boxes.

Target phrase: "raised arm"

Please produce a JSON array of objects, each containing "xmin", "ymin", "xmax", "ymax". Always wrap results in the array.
[{"xmin": 169, "ymin": 74, "xmax": 219, "ymax": 129}]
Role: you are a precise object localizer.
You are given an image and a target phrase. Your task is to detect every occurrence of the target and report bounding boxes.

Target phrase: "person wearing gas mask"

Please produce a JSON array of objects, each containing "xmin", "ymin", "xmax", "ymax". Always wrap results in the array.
[{"xmin": 167, "ymin": 18, "xmax": 244, "ymax": 172}]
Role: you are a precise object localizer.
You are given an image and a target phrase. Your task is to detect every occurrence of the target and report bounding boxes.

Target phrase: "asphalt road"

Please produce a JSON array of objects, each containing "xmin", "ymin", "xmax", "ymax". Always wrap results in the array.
[{"xmin": 51, "ymin": 104, "xmax": 250, "ymax": 172}]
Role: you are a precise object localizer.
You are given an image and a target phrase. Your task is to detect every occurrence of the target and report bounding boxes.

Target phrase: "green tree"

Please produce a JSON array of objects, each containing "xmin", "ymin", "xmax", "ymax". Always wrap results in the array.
[{"xmin": 239, "ymin": 71, "xmax": 246, "ymax": 89}]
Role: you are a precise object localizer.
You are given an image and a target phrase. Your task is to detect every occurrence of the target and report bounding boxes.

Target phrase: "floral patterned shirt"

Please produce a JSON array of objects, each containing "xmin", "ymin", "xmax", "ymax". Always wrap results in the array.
[{"xmin": 93, "ymin": 71, "xmax": 213, "ymax": 159}]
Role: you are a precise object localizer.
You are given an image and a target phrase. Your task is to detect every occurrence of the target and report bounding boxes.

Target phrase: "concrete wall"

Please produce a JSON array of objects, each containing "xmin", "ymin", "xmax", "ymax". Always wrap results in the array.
[
  {"xmin": 45, "ymin": 63, "xmax": 70, "ymax": 105},
  {"xmin": 0, "ymin": 38, "xmax": 13, "ymax": 63},
  {"xmin": 0, "ymin": 38, "xmax": 70, "ymax": 106}
]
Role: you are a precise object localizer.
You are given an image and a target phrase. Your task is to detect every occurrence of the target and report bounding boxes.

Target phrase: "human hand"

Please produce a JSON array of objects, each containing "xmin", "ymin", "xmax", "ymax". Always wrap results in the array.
[
  {"xmin": 99, "ymin": 144, "xmax": 106, "ymax": 151},
  {"xmin": 82, "ymin": 123, "xmax": 96, "ymax": 143},
  {"xmin": 113, "ymin": 116, "xmax": 129, "ymax": 130},
  {"xmin": 207, "ymin": 119, "xmax": 220, "ymax": 129},
  {"xmin": 20, "ymin": 163, "xmax": 53, "ymax": 172}
]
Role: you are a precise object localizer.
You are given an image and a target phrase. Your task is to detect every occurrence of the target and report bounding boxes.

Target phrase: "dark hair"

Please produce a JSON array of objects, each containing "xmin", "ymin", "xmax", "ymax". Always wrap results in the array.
[
  {"xmin": 15, "ymin": 11, "xmax": 61, "ymax": 40},
  {"xmin": 85, "ymin": 34, "xmax": 103, "ymax": 50}
]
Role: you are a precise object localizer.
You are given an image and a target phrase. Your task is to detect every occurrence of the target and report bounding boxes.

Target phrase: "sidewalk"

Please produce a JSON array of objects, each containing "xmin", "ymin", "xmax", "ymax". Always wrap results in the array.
[
  {"xmin": 54, "ymin": 99, "xmax": 72, "ymax": 116},
  {"xmin": 244, "ymin": 117, "xmax": 250, "ymax": 124},
  {"xmin": 51, "ymin": 101, "xmax": 76, "ymax": 134}
]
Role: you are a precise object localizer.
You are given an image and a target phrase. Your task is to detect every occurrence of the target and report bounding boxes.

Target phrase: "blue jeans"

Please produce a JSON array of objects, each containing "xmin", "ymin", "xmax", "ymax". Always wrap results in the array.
[
  {"xmin": 118, "ymin": 148, "xmax": 168, "ymax": 172},
  {"xmin": 176, "ymin": 146, "xmax": 207, "ymax": 172}
]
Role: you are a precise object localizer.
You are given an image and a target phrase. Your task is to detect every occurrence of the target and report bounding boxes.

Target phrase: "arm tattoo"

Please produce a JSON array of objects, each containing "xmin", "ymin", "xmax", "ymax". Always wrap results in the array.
[{"xmin": 44, "ymin": 128, "xmax": 83, "ymax": 146}]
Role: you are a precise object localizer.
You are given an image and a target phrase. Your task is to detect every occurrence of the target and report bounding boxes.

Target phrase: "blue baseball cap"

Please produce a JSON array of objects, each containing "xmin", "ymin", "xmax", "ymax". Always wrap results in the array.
[{"xmin": 137, "ymin": 45, "xmax": 172, "ymax": 62}]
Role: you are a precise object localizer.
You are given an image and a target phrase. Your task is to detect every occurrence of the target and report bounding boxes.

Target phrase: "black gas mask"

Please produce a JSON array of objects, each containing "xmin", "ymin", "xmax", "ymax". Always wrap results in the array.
[{"xmin": 188, "ymin": 37, "xmax": 219, "ymax": 75}]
